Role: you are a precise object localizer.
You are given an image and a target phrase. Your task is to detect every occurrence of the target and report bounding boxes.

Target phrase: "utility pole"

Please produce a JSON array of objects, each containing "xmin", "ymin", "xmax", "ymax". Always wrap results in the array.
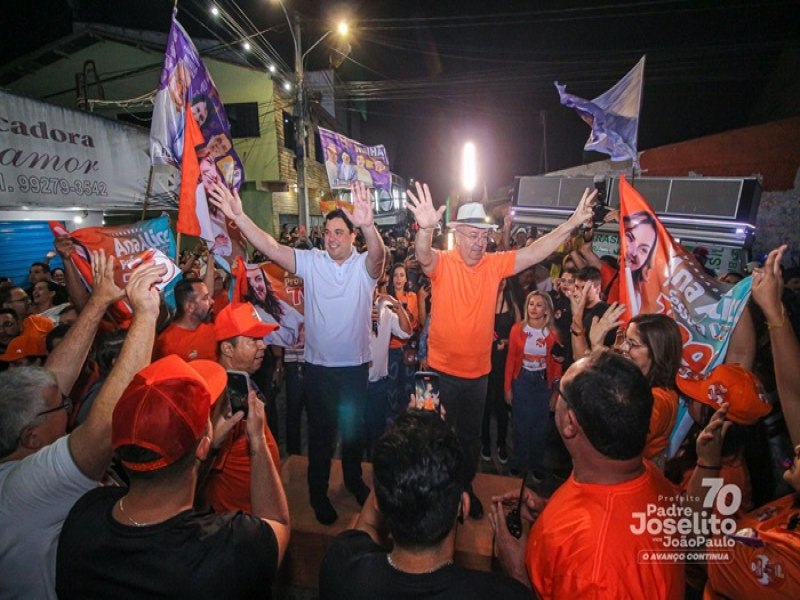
[{"xmin": 293, "ymin": 13, "xmax": 311, "ymax": 230}]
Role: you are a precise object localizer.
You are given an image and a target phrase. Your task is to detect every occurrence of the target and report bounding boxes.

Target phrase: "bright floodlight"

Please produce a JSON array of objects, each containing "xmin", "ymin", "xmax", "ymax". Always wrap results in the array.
[
  {"xmin": 243, "ymin": 41, "xmax": 251, "ymax": 51},
  {"xmin": 461, "ymin": 142, "xmax": 477, "ymax": 192},
  {"xmin": 337, "ymin": 21, "xmax": 349, "ymax": 36},
  {"xmin": 268, "ymin": 64, "xmax": 277, "ymax": 73},
  {"xmin": 210, "ymin": 5, "xmax": 220, "ymax": 17},
  {"xmin": 283, "ymin": 81, "xmax": 293, "ymax": 91}
]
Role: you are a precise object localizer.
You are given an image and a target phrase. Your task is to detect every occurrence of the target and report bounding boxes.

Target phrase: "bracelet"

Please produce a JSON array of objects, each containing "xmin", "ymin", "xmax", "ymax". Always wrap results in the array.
[
  {"xmin": 696, "ymin": 463, "xmax": 722, "ymax": 470},
  {"xmin": 767, "ymin": 304, "xmax": 786, "ymax": 330},
  {"xmin": 570, "ymin": 327, "xmax": 585, "ymax": 336}
]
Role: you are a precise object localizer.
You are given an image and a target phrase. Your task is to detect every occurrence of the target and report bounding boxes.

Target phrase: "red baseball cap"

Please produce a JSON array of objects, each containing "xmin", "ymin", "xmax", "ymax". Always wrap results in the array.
[
  {"xmin": 214, "ymin": 302, "xmax": 278, "ymax": 341},
  {"xmin": 676, "ymin": 364, "xmax": 771, "ymax": 425},
  {"xmin": 0, "ymin": 335, "xmax": 44, "ymax": 362},
  {"xmin": 22, "ymin": 314, "xmax": 55, "ymax": 337},
  {"xmin": 112, "ymin": 355, "xmax": 227, "ymax": 472}
]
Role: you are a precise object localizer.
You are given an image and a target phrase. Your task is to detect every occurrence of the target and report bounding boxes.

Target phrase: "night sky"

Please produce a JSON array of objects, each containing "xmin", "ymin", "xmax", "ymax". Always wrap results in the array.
[{"xmin": 4, "ymin": 0, "xmax": 799, "ymax": 200}]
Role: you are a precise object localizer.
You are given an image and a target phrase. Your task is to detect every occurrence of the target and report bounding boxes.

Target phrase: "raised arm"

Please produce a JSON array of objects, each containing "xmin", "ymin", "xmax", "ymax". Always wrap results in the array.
[
  {"xmin": 68, "ymin": 261, "xmax": 165, "ymax": 479},
  {"xmin": 752, "ymin": 245, "xmax": 800, "ymax": 445},
  {"xmin": 54, "ymin": 236, "xmax": 90, "ymax": 311},
  {"xmin": 45, "ymin": 251, "xmax": 125, "ymax": 395},
  {"xmin": 244, "ymin": 390, "xmax": 291, "ymax": 564},
  {"xmin": 208, "ymin": 182, "xmax": 296, "ymax": 273},
  {"xmin": 514, "ymin": 187, "xmax": 596, "ymax": 274},
  {"xmin": 407, "ymin": 182, "xmax": 446, "ymax": 276},
  {"xmin": 349, "ymin": 181, "xmax": 385, "ymax": 279}
]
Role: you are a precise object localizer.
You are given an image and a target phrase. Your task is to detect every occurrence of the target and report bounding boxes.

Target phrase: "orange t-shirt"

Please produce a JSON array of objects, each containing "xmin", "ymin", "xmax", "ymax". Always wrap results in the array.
[
  {"xmin": 527, "ymin": 461, "xmax": 685, "ymax": 600},
  {"xmin": 428, "ymin": 250, "xmax": 516, "ymax": 378},
  {"xmin": 154, "ymin": 322, "xmax": 217, "ymax": 362},
  {"xmin": 389, "ymin": 290, "xmax": 419, "ymax": 350},
  {"xmin": 213, "ymin": 291, "xmax": 230, "ymax": 316},
  {"xmin": 705, "ymin": 494, "xmax": 800, "ymax": 599},
  {"xmin": 644, "ymin": 388, "xmax": 679, "ymax": 463},
  {"xmin": 205, "ymin": 421, "xmax": 281, "ymax": 514}
]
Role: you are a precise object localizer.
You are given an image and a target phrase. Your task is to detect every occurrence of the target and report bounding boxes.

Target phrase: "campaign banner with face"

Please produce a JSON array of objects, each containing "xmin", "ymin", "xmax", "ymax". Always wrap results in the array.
[
  {"xmin": 318, "ymin": 127, "xmax": 391, "ymax": 195},
  {"xmin": 231, "ymin": 257, "xmax": 305, "ymax": 349},
  {"xmin": 617, "ymin": 175, "xmax": 752, "ymax": 375},
  {"xmin": 49, "ymin": 216, "xmax": 182, "ymax": 327},
  {"xmin": 150, "ymin": 12, "xmax": 245, "ymax": 258}
]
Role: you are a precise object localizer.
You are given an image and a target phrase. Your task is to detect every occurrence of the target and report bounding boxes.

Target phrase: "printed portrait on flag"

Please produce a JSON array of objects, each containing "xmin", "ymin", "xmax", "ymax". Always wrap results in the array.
[
  {"xmin": 232, "ymin": 257, "xmax": 305, "ymax": 349},
  {"xmin": 318, "ymin": 127, "xmax": 391, "ymax": 194},
  {"xmin": 150, "ymin": 13, "xmax": 245, "ymax": 258},
  {"xmin": 49, "ymin": 217, "xmax": 182, "ymax": 327},
  {"xmin": 617, "ymin": 176, "xmax": 752, "ymax": 375}
]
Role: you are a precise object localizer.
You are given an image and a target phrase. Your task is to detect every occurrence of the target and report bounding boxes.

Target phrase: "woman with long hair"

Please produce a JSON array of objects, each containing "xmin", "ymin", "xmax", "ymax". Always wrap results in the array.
[
  {"xmin": 385, "ymin": 263, "xmax": 419, "ymax": 421},
  {"xmin": 622, "ymin": 211, "xmax": 657, "ymax": 312},
  {"xmin": 603, "ymin": 313, "xmax": 683, "ymax": 467},
  {"xmin": 481, "ymin": 276, "xmax": 523, "ymax": 465},
  {"xmin": 504, "ymin": 290, "xmax": 564, "ymax": 478}
]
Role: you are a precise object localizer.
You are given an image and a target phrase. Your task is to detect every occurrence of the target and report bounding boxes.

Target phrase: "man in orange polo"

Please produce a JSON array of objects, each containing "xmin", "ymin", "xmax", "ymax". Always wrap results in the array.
[
  {"xmin": 154, "ymin": 277, "xmax": 216, "ymax": 361},
  {"xmin": 406, "ymin": 182, "xmax": 595, "ymax": 518},
  {"xmin": 491, "ymin": 351, "xmax": 685, "ymax": 599}
]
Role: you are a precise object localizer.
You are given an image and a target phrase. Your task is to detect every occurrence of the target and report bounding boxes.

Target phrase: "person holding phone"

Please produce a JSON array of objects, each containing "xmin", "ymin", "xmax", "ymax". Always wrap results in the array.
[{"xmin": 202, "ymin": 302, "xmax": 281, "ymax": 514}]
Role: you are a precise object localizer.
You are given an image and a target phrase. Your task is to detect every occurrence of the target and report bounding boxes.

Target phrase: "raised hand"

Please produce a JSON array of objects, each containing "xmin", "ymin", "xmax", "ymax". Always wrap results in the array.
[
  {"xmin": 207, "ymin": 181, "xmax": 243, "ymax": 220},
  {"xmin": 89, "ymin": 250, "xmax": 125, "ymax": 307},
  {"xmin": 696, "ymin": 403, "xmax": 731, "ymax": 467},
  {"xmin": 566, "ymin": 187, "xmax": 598, "ymax": 230},
  {"xmin": 589, "ymin": 302, "xmax": 627, "ymax": 349},
  {"xmin": 54, "ymin": 236, "xmax": 76, "ymax": 259},
  {"xmin": 751, "ymin": 245, "xmax": 786, "ymax": 322},
  {"xmin": 569, "ymin": 281, "xmax": 590, "ymax": 318},
  {"xmin": 348, "ymin": 180, "xmax": 374, "ymax": 229},
  {"xmin": 407, "ymin": 181, "xmax": 445, "ymax": 229},
  {"xmin": 125, "ymin": 261, "xmax": 167, "ymax": 315}
]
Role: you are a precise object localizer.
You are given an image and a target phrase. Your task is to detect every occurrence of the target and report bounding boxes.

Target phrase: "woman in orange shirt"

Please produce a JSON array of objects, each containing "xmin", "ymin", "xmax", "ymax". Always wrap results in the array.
[
  {"xmin": 386, "ymin": 263, "xmax": 419, "ymax": 422},
  {"xmin": 611, "ymin": 313, "xmax": 683, "ymax": 468}
]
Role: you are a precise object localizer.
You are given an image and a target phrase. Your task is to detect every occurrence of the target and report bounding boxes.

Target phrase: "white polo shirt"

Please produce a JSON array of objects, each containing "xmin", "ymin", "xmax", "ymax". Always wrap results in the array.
[{"xmin": 294, "ymin": 247, "xmax": 377, "ymax": 367}]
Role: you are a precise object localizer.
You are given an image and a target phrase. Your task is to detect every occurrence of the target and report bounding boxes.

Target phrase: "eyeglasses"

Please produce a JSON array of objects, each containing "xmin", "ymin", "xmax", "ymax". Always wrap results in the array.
[
  {"xmin": 36, "ymin": 397, "xmax": 73, "ymax": 417},
  {"xmin": 552, "ymin": 378, "xmax": 575, "ymax": 410},
  {"xmin": 0, "ymin": 321, "xmax": 18, "ymax": 329},
  {"xmin": 620, "ymin": 336, "xmax": 645, "ymax": 350},
  {"xmin": 456, "ymin": 229, "xmax": 491, "ymax": 244}
]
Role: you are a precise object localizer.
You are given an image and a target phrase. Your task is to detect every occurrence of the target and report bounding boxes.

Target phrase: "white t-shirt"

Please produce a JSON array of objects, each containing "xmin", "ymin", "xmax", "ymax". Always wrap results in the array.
[
  {"xmin": 368, "ymin": 298, "xmax": 410, "ymax": 382},
  {"xmin": 293, "ymin": 247, "xmax": 377, "ymax": 367},
  {"xmin": 522, "ymin": 325, "xmax": 548, "ymax": 371},
  {"xmin": 0, "ymin": 435, "xmax": 96, "ymax": 600}
]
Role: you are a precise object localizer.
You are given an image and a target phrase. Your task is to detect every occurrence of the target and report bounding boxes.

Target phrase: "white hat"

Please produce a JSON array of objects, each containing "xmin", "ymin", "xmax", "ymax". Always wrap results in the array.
[{"xmin": 447, "ymin": 202, "xmax": 496, "ymax": 229}]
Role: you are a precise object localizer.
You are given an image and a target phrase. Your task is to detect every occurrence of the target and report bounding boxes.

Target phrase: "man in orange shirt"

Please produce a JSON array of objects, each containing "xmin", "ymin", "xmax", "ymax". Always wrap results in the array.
[
  {"xmin": 406, "ymin": 182, "xmax": 595, "ymax": 518},
  {"xmin": 204, "ymin": 302, "xmax": 281, "ymax": 514},
  {"xmin": 154, "ymin": 277, "xmax": 216, "ymax": 361},
  {"xmin": 491, "ymin": 350, "xmax": 685, "ymax": 599}
]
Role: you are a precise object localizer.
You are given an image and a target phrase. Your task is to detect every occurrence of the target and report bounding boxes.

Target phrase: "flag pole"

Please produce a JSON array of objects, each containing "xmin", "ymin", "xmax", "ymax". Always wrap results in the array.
[
  {"xmin": 631, "ymin": 55, "xmax": 646, "ymax": 184},
  {"xmin": 141, "ymin": 166, "xmax": 154, "ymax": 221}
]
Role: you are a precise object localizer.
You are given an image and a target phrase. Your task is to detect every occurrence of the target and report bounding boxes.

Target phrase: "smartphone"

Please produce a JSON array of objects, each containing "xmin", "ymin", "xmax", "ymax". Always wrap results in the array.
[
  {"xmin": 506, "ymin": 471, "xmax": 527, "ymax": 539},
  {"xmin": 226, "ymin": 370, "xmax": 251, "ymax": 417},
  {"xmin": 591, "ymin": 176, "xmax": 611, "ymax": 227},
  {"xmin": 414, "ymin": 371, "xmax": 440, "ymax": 413}
]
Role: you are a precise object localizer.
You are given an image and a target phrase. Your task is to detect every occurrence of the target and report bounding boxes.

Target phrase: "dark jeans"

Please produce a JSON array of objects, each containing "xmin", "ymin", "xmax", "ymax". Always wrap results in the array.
[
  {"xmin": 511, "ymin": 369, "xmax": 551, "ymax": 475},
  {"xmin": 387, "ymin": 348, "xmax": 415, "ymax": 424},
  {"xmin": 481, "ymin": 348, "xmax": 509, "ymax": 449},
  {"xmin": 365, "ymin": 376, "xmax": 390, "ymax": 453},
  {"xmin": 284, "ymin": 362, "xmax": 307, "ymax": 456},
  {"xmin": 436, "ymin": 370, "xmax": 488, "ymax": 489},
  {"xmin": 304, "ymin": 362, "xmax": 369, "ymax": 502}
]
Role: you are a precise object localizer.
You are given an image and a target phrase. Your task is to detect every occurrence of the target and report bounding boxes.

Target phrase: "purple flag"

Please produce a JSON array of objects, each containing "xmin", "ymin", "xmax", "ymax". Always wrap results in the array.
[
  {"xmin": 556, "ymin": 56, "xmax": 645, "ymax": 167},
  {"xmin": 318, "ymin": 127, "xmax": 391, "ymax": 196}
]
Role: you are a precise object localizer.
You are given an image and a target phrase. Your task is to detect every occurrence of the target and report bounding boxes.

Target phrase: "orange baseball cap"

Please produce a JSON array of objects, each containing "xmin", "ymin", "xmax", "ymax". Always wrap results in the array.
[
  {"xmin": 21, "ymin": 314, "xmax": 55, "ymax": 337},
  {"xmin": 676, "ymin": 364, "xmax": 771, "ymax": 425},
  {"xmin": 112, "ymin": 356, "xmax": 227, "ymax": 472},
  {"xmin": 0, "ymin": 335, "xmax": 45, "ymax": 362},
  {"xmin": 214, "ymin": 302, "xmax": 278, "ymax": 341}
]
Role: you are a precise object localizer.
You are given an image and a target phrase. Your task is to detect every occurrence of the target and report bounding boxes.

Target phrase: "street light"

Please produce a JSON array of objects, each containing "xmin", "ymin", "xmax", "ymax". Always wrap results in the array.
[
  {"xmin": 462, "ymin": 141, "xmax": 477, "ymax": 200},
  {"xmin": 274, "ymin": 0, "xmax": 350, "ymax": 230}
]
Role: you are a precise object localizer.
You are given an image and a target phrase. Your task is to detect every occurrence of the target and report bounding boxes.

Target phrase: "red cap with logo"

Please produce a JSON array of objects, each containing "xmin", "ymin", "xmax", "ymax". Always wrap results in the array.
[
  {"xmin": 0, "ymin": 335, "xmax": 45, "ymax": 362},
  {"xmin": 676, "ymin": 364, "xmax": 771, "ymax": 425},
  {"xmin": 214, "ymin": 302, "xmax": 279, "ymax": 341},
  {"xmin": 112, "ymin": 355, "xmax": 227, "ymax": 472}
]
